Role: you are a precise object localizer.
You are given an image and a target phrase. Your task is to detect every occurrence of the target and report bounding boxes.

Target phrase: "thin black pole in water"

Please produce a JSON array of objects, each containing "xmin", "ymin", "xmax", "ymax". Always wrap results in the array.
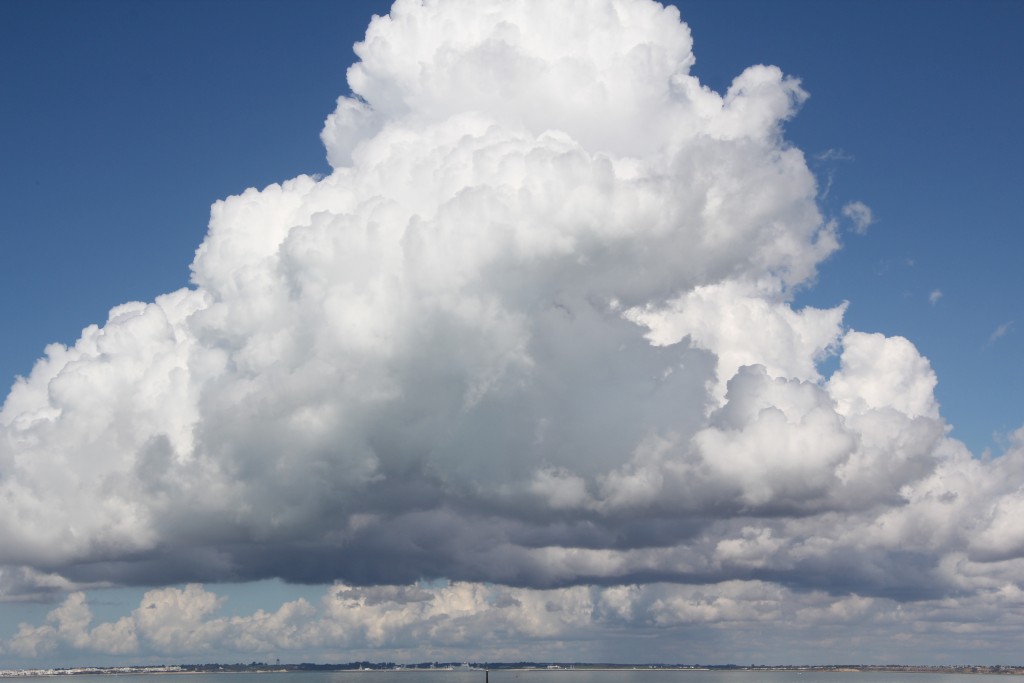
[{"xmin": 485, "ymin": 670, "xmax": 489, "ymax": 683}]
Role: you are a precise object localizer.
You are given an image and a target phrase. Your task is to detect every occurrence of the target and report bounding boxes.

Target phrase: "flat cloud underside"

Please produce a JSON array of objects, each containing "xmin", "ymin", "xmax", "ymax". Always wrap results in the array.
[{"xmin": 2, "ymin": 0, "xmax": 1023, "ymax": 616}]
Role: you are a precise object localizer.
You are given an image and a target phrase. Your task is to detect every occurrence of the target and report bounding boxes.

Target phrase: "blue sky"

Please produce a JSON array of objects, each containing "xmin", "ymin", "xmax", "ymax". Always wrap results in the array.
[
  {"xmin": 3, "ymin": 0, "xmax": 1020, "ymax": 456},
  {"xmin": 1, "ymin": 0, "xmax": 1023, "ymax": 668},
  {"xmin": 677, "ymin": 0, "xmax": 1024, "ymax": 456},
  {"xmin": 1, "ymin": 0, "xmax": 380, "ymax": 387}
]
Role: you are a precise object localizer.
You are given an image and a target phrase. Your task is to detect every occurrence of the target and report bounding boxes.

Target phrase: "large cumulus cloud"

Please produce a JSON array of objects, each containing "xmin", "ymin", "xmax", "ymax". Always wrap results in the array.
[{"xmin": 1, "ymin": 0, "xmax": 1022, "ymax": 637}]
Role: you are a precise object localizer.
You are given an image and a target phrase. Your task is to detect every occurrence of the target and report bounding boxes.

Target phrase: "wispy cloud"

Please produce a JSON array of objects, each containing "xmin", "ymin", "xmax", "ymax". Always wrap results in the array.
[
  {"xmin": 815, "ymin": 148, "xmax": 854, "ymax": 162},
  {"xmin": 842, "ymin": 200, "xmax": 874, "ymax": 235},
  {"xmin": 929, "ymin": 289, "xmax": 943, "ymax": 305},
  {"xmin": 990, "ymin": 320, "xmax": 1014, "ymax": 343}
]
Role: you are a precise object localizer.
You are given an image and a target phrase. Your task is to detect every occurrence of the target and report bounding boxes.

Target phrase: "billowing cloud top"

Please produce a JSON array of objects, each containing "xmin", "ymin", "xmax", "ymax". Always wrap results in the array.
[{"xmin": 2, "ymin": 0, "xmax": 1022, "ymax": 616}]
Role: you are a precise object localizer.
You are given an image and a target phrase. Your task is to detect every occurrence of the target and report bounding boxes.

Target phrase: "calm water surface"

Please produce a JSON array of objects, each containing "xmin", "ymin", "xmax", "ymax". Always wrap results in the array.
[{"xmin": 64, "ymin": 672, "xmax": 1010, "ymax": 683}]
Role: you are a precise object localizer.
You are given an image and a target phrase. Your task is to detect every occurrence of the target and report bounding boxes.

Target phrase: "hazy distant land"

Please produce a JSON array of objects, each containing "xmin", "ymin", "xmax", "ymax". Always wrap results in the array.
[{"xmin": 3, "ymin": 663, "xmax": 1024, "ymax": 677}]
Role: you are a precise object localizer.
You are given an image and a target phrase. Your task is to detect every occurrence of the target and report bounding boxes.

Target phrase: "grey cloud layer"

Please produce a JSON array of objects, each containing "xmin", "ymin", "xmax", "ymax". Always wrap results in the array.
[{"xmin": 2, "ymin": 0, "xmax": 1023, "ymax": 624}]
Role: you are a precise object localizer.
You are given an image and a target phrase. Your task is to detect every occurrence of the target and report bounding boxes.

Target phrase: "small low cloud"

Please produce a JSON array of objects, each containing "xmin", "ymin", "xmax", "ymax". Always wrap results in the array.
[
  {"xmin": 990, "ymin": 321, "xmax": 1014, "ymax": 343},
  {"xmin": 842, "ymin": 200, "xmax": 874, "ymax": 234},
  {"xmin": 8, "ymin": 580, "xmax": 1024, "ymax": 665},
  {"xmin": 929, "ymin": 289, "xmax": 942, "ymax": 305}
]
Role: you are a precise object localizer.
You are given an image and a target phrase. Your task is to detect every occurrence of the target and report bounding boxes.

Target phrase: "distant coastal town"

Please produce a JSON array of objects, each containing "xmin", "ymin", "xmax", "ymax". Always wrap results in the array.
[{"xmin": 2, "ymin": 663, "xmax": 1024, "ymax": 678}]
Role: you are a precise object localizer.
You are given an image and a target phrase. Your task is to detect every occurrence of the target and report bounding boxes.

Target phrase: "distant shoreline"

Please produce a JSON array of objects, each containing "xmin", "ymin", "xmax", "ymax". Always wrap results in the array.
[{"xmin": 3, "ymin": 665, "xmax": 1024, "ymax": 679}]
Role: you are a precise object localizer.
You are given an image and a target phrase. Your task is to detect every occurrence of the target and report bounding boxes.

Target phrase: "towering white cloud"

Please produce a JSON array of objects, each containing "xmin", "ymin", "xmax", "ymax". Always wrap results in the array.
[{"xmin": 1, "ymin": 0, "xmax": 1022, "ymax": 656}]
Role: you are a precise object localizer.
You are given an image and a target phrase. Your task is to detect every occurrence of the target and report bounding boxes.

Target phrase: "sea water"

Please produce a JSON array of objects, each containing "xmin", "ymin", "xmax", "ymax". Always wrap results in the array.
[{"xmin": 37, "ymin": 671, "xmax": 1010, "ymax": 683}]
